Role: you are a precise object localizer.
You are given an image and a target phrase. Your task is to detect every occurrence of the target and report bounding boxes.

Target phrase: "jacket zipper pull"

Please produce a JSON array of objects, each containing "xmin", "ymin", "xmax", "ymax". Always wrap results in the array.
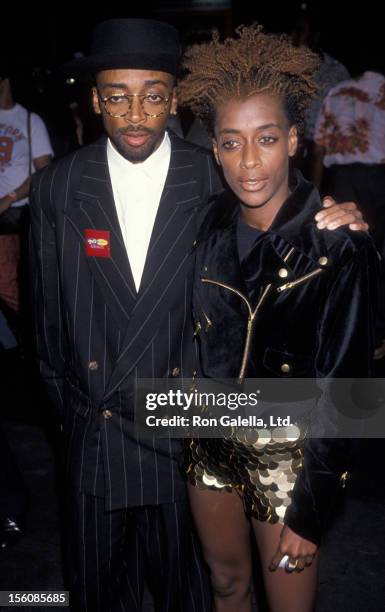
[
  {"xmin": 277, "ymin": 268, "xmax": 323, "ymax": 293},
  {"xmin": 202, "ymin": 310, "xmax": 212, "ymax": 332}
]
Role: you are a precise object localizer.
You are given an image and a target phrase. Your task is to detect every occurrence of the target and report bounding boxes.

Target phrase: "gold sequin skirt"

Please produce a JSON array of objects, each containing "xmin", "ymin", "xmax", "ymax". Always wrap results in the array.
[{"xmin": 183, "ymin": 427, "xmax": 305, "ymax": 523}]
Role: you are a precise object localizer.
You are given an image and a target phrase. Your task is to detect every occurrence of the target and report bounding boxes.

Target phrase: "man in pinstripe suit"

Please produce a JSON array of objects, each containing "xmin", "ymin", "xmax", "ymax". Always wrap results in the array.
[
  {"xmin": 29, "ymin": 18, "xmax": 367, "ymax": 612},
  {"xmin": 29, "ymin": 19, "xmax": 222, "ymax": 612}
]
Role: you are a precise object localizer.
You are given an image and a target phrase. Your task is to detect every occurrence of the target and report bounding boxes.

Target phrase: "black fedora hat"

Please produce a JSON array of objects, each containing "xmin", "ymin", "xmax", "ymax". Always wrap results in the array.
[{"xmin": 62, "ymin": 18, "xmax": 180, "ymax": 76}]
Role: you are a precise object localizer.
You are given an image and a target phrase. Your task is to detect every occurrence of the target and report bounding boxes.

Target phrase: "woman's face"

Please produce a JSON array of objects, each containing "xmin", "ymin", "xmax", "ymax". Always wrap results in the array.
[{"xmin": 213, "ymin": 93, "xmax": 298, "ymax": 212}]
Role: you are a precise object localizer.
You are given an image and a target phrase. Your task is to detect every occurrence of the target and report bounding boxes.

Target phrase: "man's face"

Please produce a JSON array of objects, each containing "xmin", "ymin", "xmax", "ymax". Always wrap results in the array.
[{"xmin": 93, "ymin": 69, "xmax": 177, "ymax": 163}]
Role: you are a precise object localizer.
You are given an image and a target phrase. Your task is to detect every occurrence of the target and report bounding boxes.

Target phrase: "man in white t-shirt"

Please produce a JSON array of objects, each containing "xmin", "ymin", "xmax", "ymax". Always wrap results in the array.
[{"xmin": 0, "ymin": 70, "xmax": 53, "ymax": 313}]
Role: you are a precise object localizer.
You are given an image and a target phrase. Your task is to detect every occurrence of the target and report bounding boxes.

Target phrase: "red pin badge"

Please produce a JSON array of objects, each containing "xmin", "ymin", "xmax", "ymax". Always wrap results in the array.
[{"xmin": 85, "ymin": 229, "xmax": 111, "ymax": 258}]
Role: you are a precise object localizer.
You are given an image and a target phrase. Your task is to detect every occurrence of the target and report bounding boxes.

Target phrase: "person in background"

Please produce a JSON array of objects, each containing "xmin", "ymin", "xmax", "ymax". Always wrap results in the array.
[
  {"xmin": 0, "ymin": 65, "xmax": 52, "ymax": 552},
  {"xmin": 0, "ymin": 67, "xmax": 53, "ymax": 328},
  {"xmin": 291, "ymin": 13, "xmax": 350, "ymax": 179},
  {"xmin": 313, "ymin": 69, "xmax": 385, "ymax": 357}
]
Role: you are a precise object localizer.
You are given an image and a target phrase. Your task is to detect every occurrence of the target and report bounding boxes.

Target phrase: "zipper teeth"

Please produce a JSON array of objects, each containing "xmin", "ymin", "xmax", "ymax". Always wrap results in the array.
[
  {"xmin": 201, "ymin": 279, "xmax": 253, "ymax": 319},
  {"xmin": 201, "ymin": 247, "xmax": 296, "ymax": 314},
  {"xmin": 239, "ymin": 247, "xmax": 295, "ymax": 380},
  {"xmin": 238, "ymin": 245, "xmax": 295, "ymax": 380},
  {"xmin": 253, "ymin": 283, "xmax": 272, "ymax": 317},
  {"xmin": 277, "ymin": 268, "xmax": 323, "ymax": 293},
  {"xmin": 238, "ymin": 282, "xmax": 273, "ymax": 381}
]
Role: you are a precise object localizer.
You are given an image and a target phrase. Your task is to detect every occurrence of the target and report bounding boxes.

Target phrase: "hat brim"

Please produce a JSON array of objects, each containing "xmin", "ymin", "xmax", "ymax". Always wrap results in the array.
[{"xmin": 61, "ymin": 52, "xmax": 179, "ymax": 77}]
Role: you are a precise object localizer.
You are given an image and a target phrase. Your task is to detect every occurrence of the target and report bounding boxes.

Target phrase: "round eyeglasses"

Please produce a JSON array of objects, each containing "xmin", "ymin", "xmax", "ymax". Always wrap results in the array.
[{"xmin": 98, "ymin": 92, "xmax": 172, "ymax": 118}]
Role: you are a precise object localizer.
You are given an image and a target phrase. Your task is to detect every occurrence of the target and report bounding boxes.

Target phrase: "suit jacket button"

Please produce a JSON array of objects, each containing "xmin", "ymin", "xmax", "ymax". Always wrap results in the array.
[
  {"xmin": 89, "ymin": 361, "xmax": 98, "ymax": 371},
  {"xmin": 281, "ymin": 363, "xmax": 291, "ymax": 374},
  {"xmin": 278, "ymin": 268, "xmax": 289, "ymax": 278},
  {"xmin": 102, "ymin": 409, "xmax": 113, "ymax": 419},
  {"xmin": 318, "ymin": 256, "xmax": 328, "ymax": 266}
]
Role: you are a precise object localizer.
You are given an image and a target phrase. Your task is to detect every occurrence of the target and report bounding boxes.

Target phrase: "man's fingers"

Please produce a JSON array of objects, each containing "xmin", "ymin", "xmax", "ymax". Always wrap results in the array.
[
  {"xmin": 315, "ymin": 207, "xmax": 335, "ymax": 221},
  {"xmin": 316, "ymin": 202, "xmax": 361, "ymax": 221},
  {"xmin": 317, "ymin": 212, "xmax": 351, "ymax": 229},
  {"xmin": 315, "ymin": 207, "xmax": 355, "ymax": 223},
  {"xmin": 317, "ymin": 212, "xmax": 365, "ymax": 230},
  {"xmin": 317, "ymin": 208, "xmax": 363, "ymax": 222},
  {"xmin": 321, "ymin": 197, "xmax": 336, "ymax": 208},
  {"xmin": 317, "ymin": 207, "xmax": 344, "ymax": 219},
  {"xmin": 321, "ymin": 198, "xmax": 357, "ymax": 211},
  {"xmin": 316, "ymin": 209, "xmax": 345, "ymax": 226},
  {"xmin": 350, "ymin": 222, "xmax": 369, "ymax": 231}
]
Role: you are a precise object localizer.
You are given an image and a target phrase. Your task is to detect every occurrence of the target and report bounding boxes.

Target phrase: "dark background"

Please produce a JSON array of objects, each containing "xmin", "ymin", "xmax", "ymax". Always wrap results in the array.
[
  {"xmin": 3, "ymin": 1, "xmax": 384, "ymax": 156},
  {"xmin": 5, "ymin": 1, "xmax": 384, "ymax": 74}
]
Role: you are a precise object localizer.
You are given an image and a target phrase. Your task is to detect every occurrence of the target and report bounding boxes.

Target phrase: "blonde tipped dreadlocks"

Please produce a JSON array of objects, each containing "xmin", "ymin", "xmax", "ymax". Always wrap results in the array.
[{"xmin": 177, "ymin": 25, "xmax": 319, "ymax": 135}]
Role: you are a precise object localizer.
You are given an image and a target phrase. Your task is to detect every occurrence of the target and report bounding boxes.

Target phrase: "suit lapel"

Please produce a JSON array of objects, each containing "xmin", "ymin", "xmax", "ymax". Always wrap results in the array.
[
  {"xmin": 64, "ymin": 139, "xmax": 137, "ymax": 328},
  {"xmin": 103, "ymin": 136, "xmax": 203, "ymax": 399}
]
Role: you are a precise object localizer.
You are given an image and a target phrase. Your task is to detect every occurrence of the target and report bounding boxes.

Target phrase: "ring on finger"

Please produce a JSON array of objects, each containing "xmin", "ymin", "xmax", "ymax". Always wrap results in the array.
[
  {"xmin": 285, "ymin": 558, "xmax": 298, "ymax": 572},
  {"xmin": 305, "ymin": 555, "xmax": 314, "ymax": 566}
]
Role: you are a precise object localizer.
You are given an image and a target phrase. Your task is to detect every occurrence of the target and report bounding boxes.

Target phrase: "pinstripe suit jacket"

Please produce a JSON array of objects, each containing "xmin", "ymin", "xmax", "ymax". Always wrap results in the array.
[{"xmin": 29, "ymin": 133, "xmax": 222, "ymax": 510}]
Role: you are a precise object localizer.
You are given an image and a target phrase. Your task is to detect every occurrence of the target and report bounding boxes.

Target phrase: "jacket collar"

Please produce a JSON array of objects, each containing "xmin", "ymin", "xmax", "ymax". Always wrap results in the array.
[{"xmin": 199, "ymin": 169, "xmax": 326, "ymax": 265}]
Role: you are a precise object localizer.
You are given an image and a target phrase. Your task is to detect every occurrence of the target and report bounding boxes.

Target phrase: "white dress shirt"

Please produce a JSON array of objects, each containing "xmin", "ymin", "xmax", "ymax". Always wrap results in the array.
[{"xmin": 107, "ymin": 132, "xmax": 171, "ymax": 291}]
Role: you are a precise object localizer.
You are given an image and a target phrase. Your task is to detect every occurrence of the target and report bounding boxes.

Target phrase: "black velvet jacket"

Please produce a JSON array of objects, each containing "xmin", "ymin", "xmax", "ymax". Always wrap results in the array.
[{"xmin": 193, "ymin": 171, "xmax": 378, "ymax": 544}]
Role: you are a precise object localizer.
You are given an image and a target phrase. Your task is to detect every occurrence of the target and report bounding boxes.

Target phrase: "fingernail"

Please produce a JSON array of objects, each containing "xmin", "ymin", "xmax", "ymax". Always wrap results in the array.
[{"xmin": 317, "ymin": 222, "xmax": 325, "ymax": 229}]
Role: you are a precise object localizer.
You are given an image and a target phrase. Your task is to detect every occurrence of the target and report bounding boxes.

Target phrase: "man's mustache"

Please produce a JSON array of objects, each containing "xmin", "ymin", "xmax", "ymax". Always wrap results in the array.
[{"xmin": 117, "ymin": 127, "xmax": 155, "ymax": 135}]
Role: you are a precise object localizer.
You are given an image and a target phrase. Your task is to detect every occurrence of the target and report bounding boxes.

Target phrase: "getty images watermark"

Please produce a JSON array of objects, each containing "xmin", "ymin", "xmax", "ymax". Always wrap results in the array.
[
  {"xmin": 144, "ymin": 388, "xmax": 291, "ymax": 429},
  {"xmin": 133, "ymin": 378, "xmax": 385, "ymax": 439}
]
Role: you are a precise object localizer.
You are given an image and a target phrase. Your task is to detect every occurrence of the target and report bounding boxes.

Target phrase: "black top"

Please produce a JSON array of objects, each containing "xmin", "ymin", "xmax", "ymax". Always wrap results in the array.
[
  {"xmin": 193, "ymin": 169, "xmax": 379, "ymax": 544},
  {"xmin": 236, "ymin": 214, "xmax": 264, "ymax": 262}
]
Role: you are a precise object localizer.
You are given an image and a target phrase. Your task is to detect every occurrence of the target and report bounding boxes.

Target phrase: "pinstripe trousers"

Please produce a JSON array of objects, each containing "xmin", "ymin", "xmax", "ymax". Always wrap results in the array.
[{"xmin": 66, "ymin": 491, "xmax": 211, "ymax": 612}]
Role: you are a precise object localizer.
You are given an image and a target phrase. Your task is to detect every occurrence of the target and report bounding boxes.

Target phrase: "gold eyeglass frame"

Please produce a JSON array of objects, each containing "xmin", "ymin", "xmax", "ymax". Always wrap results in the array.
[{"xmin": 98, "ymin": 91, "xmax": 172, "ymax": 118}]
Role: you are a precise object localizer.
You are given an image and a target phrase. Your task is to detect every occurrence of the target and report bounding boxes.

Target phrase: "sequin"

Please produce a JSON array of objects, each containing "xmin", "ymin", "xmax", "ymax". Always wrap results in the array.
[{"xmin": 182, "ymin": 427, "xmax": 305, "ymax": 523}]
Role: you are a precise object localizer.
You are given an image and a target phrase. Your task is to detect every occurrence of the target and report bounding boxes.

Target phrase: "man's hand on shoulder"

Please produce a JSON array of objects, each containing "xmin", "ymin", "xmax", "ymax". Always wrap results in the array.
[{"xmin": 315, "ymin": 197, "xmax": 368, "ymax": 231}]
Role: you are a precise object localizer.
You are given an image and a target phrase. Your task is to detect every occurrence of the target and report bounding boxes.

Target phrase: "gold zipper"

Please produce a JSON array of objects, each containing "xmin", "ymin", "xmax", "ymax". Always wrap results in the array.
[
  {"xmin": 277, "ymin": 268, "xmax": 323, "ymax": 293},
  {"xmin": 201, "ymin": 309, "xmax": 213, "ymax": 331},
  {"xmin": 202, "ymin": 247, "xmax": 295, "ymax": 382},
  {"xmin": 238, "ymin": 283, "xmax": 273, "ymax": 380}
]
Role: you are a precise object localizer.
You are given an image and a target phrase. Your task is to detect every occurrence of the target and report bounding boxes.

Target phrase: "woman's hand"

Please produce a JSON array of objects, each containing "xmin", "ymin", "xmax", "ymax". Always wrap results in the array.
[
  {"xmin": 268, "ymin": 524, "xmax": 318, "ymax": 572},
  {"xmin": 315, "ymin": 197, "xmax": 368, "ymax": 231}
]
